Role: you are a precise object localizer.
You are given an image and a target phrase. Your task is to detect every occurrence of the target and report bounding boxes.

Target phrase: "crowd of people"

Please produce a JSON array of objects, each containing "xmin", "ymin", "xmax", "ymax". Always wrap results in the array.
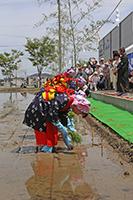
[{"xmin": 75, "ymin": 47, "xmax": 133, "ymax": 95}]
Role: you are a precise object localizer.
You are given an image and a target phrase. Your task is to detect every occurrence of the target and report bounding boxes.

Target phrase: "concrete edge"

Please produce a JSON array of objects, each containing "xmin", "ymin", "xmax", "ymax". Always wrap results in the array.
[{"xmin": 91, "ymin": 92, "xmax": 133, "ymax": 113}]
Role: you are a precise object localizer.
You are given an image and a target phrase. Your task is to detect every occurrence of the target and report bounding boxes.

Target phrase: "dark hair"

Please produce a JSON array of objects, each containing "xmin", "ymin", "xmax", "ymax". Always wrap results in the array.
[
  {"xmin": 113, "ymin": 51, "xmax": 120, "ymax": 58},
  {"xmin": 109, "ymin": 58, "xmax": 113, "ymax": 63},
  {"xmin": 113, "ymin": 50, "xmax": 118, "ymax": 54},
  {"xmin": 119, "ymin": 47, "xmax": 125, "ymax": 53}
]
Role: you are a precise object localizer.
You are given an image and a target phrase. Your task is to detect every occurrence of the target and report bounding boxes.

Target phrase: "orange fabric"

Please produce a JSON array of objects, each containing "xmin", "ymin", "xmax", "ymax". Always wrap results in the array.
[{"xmin": 34, "ymin": 122, "xmax": 58, "ymax": 146}]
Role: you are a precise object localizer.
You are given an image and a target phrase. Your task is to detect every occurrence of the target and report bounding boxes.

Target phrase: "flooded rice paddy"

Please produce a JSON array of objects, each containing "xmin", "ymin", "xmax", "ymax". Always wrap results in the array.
[{"xmin": 0, "ymin": 92, "xmax": 133, "ymax": 200}]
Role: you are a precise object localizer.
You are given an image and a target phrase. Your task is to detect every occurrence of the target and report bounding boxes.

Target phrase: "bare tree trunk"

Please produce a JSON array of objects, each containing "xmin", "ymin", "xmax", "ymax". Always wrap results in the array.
[
  {"xmin": 62, "ymin": 36, "xmax": 66, "ymax": 69},
  {"xmin": 9, "ymin": 75, "xmax": 12, "ymax": 87},
  {"xmin": 68, "ymin": 0, "xmax": 77, "ymax": 67},
  {"xmin": 37, "ymin": 66, "xmax": 42, "ymax": 88},
  {"xmin": 57, "ymin": 0, "xmax": 62, "ymax": 72},
  {"xmin": 71, "ymin": 54, "xmax": 74, "ymax": 67},
  {"xmin": 38, "ymin": 71, "xmax": 42, "ymax": 88}
]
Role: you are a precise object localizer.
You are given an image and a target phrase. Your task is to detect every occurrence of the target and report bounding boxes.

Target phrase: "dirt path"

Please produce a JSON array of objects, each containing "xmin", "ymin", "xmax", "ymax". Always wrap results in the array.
[{"xmin": 0, "ymin": 93, "xmax": 133, "ymax": 200}]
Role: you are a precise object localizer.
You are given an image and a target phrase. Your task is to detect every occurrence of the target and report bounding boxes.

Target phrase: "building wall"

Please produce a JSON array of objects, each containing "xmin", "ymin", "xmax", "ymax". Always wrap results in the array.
[
  {"xmin": 111, "ymin": 26, "xmax": 120, "ymax": 57},
  {"xmin": 99, "ymin": 12, "xmax": 133, "ymax": 59},
  {"xmin": 99, "ymin": 39, "xmax": 104, "ymax": 59},
  {"xmin": 103, "ymin": 33, "xmax": 111, "ymax": 60},
  {"xmin": 121, "ymin": 12, "xmax": 133, "ymax": 48}
]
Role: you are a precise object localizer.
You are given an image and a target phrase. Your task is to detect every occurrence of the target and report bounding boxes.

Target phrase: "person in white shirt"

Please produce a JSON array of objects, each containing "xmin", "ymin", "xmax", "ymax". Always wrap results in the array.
[{"xmin": 88, "ymin": 71, "xmax": 99, "ymax": 91}]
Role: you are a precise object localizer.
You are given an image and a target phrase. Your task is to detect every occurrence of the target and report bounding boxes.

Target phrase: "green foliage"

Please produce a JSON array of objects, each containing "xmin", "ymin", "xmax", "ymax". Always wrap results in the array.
[
  {"xmin": 69, "ymin": 131, "xmax": 82, "ymax": 144},
  {"xmin": 68, "ymin": 110, "xmax": 75, "ymax": 118},
  {"xmin": 25, "ymin": 36, "xmax": 58, "ymax": 71},
  {"xmin": 25, "ymin": 36, "xmax": 58, "ymax": 87},
  {"xmin": 36, "ymin": 0, "xmax": 103, "ymax": 66},
  {"xmin": 0, "ymin": 49, "xmax": 23, "ymax": 79}
]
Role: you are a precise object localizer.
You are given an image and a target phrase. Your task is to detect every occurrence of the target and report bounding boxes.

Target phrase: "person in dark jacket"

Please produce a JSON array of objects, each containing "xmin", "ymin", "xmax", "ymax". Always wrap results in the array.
[
  {"xmin": 97, "ymin": 73, "xmax": 106, "ymax": 90},
  {"xmin": 117, "ymin": 47, "xmax": 129, "ymax": 95}
]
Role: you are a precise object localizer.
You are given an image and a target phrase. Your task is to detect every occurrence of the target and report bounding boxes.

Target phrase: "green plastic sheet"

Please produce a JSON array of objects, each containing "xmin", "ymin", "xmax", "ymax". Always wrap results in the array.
[{"xmin": 88, "ymin": 98, "xmax": 133, "ymax": 143}]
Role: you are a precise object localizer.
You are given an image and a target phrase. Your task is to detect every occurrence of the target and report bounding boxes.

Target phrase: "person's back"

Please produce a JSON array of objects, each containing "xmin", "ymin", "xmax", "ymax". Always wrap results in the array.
[
  {"xmin": 89, "ymin": 72, "xmax": 99, "ymax": 91},
  {"xmin": 97, "ymin": 74, "xmax": 105, "ymax": 90},
  {"xmin": 117, "ymin": 47, "xmax": 129, "ymax": 94}
]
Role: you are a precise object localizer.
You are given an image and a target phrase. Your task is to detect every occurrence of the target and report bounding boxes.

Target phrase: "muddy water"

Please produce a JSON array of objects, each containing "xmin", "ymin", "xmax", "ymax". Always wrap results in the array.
[
  {"xmin": 0, "ymin": 93, "xmax": 133, "ymax": 200},
  {"xmin": 75, "ymin": 116, "xmax": 133, "ymax": 200}
]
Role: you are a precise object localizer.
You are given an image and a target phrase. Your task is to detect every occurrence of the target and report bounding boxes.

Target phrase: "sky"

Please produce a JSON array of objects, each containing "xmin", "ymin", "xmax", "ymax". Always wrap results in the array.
[{"xmin": 0, "ymin": 0, "xmax": 133, "ymax": 78}]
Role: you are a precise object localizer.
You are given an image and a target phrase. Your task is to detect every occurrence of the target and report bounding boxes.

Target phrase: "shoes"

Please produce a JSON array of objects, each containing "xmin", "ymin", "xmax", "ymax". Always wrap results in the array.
[
  {"xmin": 52, "ymin": 147, "xmax": 58, "ymax": 153},
  {"xmin": 117, "ymin": 92, "xmax": 127, "ymax": 96},
  {"xmin": 35, "ymin": 146, "xmax": 44, "ymax": 153},
  {"xmin": 117, "ymin": 92, "xmax": 123, "ymax": 96},
  {"xmin": 121, "ymin": 93, "xmax": 127, "ymax": 96},
  {"xmin": 35, "ymin": 146, "xmax": 56, "ymax": 153},
  {"xmin": 40, "ymin": 146, "xmax": 53, "ymax": 153}
]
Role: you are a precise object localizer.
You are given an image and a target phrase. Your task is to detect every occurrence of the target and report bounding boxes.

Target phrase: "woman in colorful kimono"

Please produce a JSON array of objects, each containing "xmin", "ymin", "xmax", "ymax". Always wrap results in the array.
[
  {"xmin": 23, "ymin": 80, "xmax": 90, "ymax": 153},
  {"xmin": 23, "ymin": 86, "xmax": 73, "ymax": 152}
]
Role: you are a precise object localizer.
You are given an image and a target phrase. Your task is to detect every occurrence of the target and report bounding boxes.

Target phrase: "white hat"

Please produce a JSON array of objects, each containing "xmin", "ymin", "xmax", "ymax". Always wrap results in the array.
[
  {"xmin": 83, "ymin": 63, "xmax": 87, "ymax": 67},
  {"xmin": 93, "ymin": 71, "xmax": 98, "ymax": 75},
  {"xmin": 99, "ymin": 72, "xmax": 103, "ymax": 76}
]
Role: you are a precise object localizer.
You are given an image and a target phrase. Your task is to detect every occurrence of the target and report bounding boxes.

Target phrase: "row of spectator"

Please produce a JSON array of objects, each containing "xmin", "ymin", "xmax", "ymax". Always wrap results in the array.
[{"xmin": 74, "ymin": 47, "xmax": 133, "ymax": 94}]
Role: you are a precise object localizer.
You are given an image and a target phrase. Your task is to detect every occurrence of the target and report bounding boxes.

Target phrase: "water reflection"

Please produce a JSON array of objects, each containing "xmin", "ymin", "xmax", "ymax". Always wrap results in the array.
[
  {"xmin": 26, "ymin": 154, "xmax": 98, "ymax": 200},
  {"xmin": 0, "ymin": 92, "xmax": 32, "ymax": 111}
]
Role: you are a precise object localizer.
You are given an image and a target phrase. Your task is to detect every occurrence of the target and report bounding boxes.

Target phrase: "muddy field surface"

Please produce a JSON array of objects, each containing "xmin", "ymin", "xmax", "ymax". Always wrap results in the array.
[{"xmin": 0, "ymin": 92, "xmax": 133, "ymax": 200}]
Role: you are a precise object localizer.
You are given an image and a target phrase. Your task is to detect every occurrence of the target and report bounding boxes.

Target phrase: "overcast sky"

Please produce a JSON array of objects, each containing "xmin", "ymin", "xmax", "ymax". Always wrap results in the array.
[{"xmin": 0, "ymin": 0, "xmax": 133, "ymax": 78}]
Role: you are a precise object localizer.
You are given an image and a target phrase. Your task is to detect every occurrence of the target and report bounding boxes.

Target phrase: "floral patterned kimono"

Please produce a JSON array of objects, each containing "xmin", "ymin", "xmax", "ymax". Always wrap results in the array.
[{"xmin": 23, "ymin": 90, "xmax": 74, "ymax": 152}]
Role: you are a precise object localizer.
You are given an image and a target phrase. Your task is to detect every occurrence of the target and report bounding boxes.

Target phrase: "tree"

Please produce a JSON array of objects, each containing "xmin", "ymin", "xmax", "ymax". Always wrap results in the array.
[
  {"xmin": 25, "ymin": 36, "xmax": 57, "ymax": 87},
  {"xmin": 37, "ymin": 0, "xmax": 102, "ymax": 67},
  {"xmin": 57, "ymin": 0, "xmax": 62, "ymax": 72},
  {"xmin": 0, "ymin": 49, "xmax": 23, "ymax": 87},
  {"xmin": 37, "ymin": 0, "xmax": 63, "ymax": 72},
  {"xmin": 64, "ymin": 0, "xmax": 103, "ymax": 65}
]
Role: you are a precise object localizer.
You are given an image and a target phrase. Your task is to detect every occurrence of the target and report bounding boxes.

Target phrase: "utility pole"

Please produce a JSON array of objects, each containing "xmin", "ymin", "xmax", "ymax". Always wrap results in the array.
[
  {"xmin": 57, "ymin": 0, "xmax": 62, "ymax": 72},
  {"xmin": 15, "ymin": 69, "xmax": 17, "ymax": 87},
  {"xmin": 115, "ymin": 9, "xmax": 120, "ymax": 24}
]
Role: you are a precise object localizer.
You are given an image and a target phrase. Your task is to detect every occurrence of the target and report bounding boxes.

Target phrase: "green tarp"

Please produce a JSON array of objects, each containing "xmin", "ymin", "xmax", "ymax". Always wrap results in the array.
[{"xmin": 88, "ymin": 98, "xmax": 133, "ymax": 143}]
